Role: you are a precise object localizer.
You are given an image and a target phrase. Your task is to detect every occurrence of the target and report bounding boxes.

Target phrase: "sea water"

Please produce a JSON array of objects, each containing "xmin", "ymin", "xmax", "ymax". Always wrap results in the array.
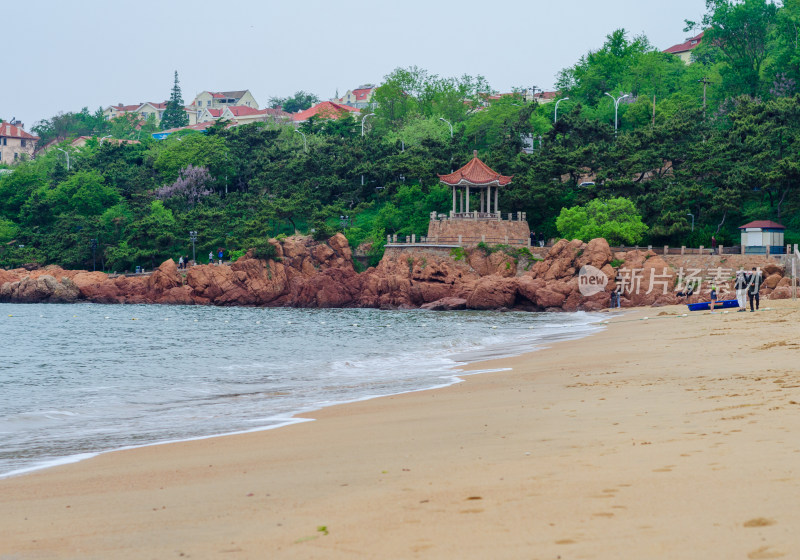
[{"xmin": 0, "ymin": 303, "xmax": 602, "ymax": 478}]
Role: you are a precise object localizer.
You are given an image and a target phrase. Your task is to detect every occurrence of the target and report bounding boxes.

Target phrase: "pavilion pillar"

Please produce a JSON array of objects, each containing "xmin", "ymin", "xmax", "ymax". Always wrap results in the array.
[
  {"xmin": 494, "ymin": 188, "xmax": 499, "ymax": 216},
  {"xmin": 452, "ymin": 186, "xmax": 456, "ymax": 214},
  {"xmin": 480, "ymin": 190, "xmax": 485, "ymax": 213},
  {"xmin": 486, "ymin": 187, "xmax": 491, "ymax": 214},
  {"xmin": 466, "ymin": 186, "xmax": 470, "ymax": 212}
]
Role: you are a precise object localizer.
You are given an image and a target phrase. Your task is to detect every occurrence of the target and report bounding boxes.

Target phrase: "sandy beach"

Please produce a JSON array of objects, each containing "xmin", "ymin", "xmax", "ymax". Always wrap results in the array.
[{"xmin": 2, "ymin": 301, "xmax": 799, "ymax": 559}]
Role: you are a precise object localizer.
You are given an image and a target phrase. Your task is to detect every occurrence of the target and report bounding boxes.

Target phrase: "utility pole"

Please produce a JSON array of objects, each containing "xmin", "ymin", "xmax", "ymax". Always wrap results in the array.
[
  {"xmin": 698, "ymin": 77, "xmax": 712, "ymax": 113},
  {"xmin": 652, "ymin": 95, "xmax": 656, "ymax": 129}
]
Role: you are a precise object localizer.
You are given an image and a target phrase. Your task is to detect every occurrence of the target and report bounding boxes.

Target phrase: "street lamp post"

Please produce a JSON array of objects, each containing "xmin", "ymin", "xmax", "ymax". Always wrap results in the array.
[
  {"xmin": 189, "ymin": 231, "xmax": 198, "ymax": 265},
  {"xmin": 687, "ymin": 212, "xmax": 695, "ymax": 232},
  {"xmin": 56, "ymin": 148, "xmax": 70, "ymax": 170},
  {"xmin": 361, "ymin": 113, "xmax": 375, "ymax": 137},
  {"xmin": 339, "ymin": 215, "xmax": 350, "ymax": 229},
  {"xmin": 294, "ymin": 129, "xmax": 307, "ymax": 152},
  {"xmin": 439, "ymin": 117, "xmax": 453, "ymax": 138},
  {"xmin": 90, "ymin": 238, "xmax": 98, "ymax": 271},
  {"xmin": 554, "ymin": 97, "xmax": 570, "ymax": 123},
  {"xmin": 604, "ymin": 92, "xmax": 629, "ymax": 134}
]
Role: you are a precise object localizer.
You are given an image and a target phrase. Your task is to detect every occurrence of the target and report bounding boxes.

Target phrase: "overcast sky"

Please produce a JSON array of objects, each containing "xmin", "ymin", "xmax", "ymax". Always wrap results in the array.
[{"xmin": 6, "ymin": 0, "xmax": 706, "ymax": 130}]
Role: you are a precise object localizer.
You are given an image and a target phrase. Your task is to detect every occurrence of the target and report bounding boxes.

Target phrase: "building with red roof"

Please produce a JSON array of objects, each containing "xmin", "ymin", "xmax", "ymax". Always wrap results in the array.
[
  {"xmin": 337, "ymin": 84, "xmax": 376, "ymax": 109},
  {"xmin": 292, "ymin": 101, "xmax": 360, "ymax": 123},
  {"xmin": 194, "ymin": 105, "xmax": 293, "ymax": 126},
  {"xmin": 0, "ymin": 121, "xmax": 39, "ymax": 163},
  {"xmin": 70, "ymin": 136, "xmax": 141, "ymax": 148},
  {"xmin": 190, "ymin": 90, "xmax": 259, "ymax": 111},
  {"xmin": 102, "ymin": 101, "xmax": 185, "ymax": 126},
  {"xmin": 664, "ymin": 31, "xmax": 704, "ymax": 64}
]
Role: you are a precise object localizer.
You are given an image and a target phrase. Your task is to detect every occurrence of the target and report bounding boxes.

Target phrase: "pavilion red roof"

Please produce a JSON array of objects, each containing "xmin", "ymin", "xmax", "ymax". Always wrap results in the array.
[
  {"xmin": 739, "ymin": 220, "xmax": 785, "ymax": 229},
  {"xmin": 438, "ymin": 151, "xmax": 513, "ymax": 187}
]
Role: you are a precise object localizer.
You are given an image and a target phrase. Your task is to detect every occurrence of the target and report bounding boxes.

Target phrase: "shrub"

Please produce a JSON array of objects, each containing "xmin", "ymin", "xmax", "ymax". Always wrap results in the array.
[{"xmin": 250, "ymin": 239, "xmax": 278, "ymax": 261}]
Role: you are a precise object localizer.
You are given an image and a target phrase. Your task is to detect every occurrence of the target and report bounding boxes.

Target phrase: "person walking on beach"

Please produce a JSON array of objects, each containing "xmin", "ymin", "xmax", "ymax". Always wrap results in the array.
[
  {"xmin": 178, "ymin": 255, "xmax": 184, "ymax": 270},
  {"xmin": 734, "ymin": 269, "xmax": 748, "ymax": 311},
  {"xmin": 709, "ymin": 284, "xmax": 717, "ymax": 312},
  {"xmin": 209, "ymin": 251, "xmax": 214, "ymax": 264},
  {"xmin": 609, "ymin": 290, "xmax": 621, "ymax": 309},
  {"xmin": 748, "ymin": 267, "xmax": 762, "ymax": 312}
]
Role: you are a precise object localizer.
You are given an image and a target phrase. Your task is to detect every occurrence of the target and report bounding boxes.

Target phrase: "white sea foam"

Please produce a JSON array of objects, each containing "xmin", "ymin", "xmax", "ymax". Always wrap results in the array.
[{"xmin": 0, "ymin": 303, "xmax": 603, "ymax": 478}]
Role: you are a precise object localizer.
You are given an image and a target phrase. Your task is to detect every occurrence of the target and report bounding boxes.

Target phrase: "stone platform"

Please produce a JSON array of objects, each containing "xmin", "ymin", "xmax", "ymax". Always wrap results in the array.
[{"xmin": 425, "ymin": 213, "xmax": 530, "ymax": 247}]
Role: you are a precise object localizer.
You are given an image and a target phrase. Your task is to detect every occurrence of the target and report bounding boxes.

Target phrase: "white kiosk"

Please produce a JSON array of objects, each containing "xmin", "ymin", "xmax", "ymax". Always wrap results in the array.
[{"xmin": 739, "ymin": 220, "xmax": 785, "ymax": 255}]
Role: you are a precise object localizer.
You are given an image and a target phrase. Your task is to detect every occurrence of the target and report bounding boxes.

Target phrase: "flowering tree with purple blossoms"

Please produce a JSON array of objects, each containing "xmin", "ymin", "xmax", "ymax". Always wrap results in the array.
[{"xmin": 154, "ymin": 164, "xmax": 213, "ymax": 209}]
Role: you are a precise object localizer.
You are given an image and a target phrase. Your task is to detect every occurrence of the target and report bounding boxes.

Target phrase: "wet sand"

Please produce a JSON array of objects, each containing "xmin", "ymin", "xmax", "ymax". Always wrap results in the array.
[{"xmin": 2, "ymin": 301, "xmax": 799, "ymax": 559}]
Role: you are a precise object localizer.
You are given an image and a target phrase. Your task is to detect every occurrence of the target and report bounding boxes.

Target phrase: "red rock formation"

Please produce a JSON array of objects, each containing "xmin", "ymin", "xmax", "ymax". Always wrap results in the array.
[{"xmin": 0, "ymin": 234, "xmax": 788, "ymax": 312}]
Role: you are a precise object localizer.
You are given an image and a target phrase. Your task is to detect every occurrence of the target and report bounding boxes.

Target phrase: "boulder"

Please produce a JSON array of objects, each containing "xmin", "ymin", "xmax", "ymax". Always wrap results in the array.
[
  {"xmin": 763, "ymin": 273, "xmax": 782, "ymax": 290},
  {"xmin": 147, "ymin": 259, "xmax": 182, "ymax": 295},
  {"xmin": 466, "ymin": 277, "xmax": 518, "ymax": 310},
  {"xmin": 420, "ymin": 297, "xmax": 468, "ymax": 311},
  {"xmin": 769, "ymin": 286, "xmax": 792, "ymax": 300},
  {"xmin": 576, "ymin": 238, "xmax": 613, "ymax": 270}
]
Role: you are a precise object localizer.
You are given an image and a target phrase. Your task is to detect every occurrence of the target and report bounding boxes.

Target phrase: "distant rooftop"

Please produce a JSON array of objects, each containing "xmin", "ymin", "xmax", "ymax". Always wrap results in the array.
[{"xmin": 664, "ymin": 31, "xmax": 704, "ymax": 55}]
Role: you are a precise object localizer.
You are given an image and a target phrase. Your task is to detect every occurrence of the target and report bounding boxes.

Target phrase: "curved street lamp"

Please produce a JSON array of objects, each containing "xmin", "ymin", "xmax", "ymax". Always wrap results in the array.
[
  {"xmin": 439, "ymin": 117, "xmax": 453, "ymax": 138},
  {"xmin": 361, "ymin": 113, "xmax": 375, "ymax": 137},
  {"xmin": 294, "ymin": 129, "xmax": 307, "ymax": 152},
  {"xmin": 554, "ymin": 97, "xmax": 570, "ymax": 123},
  {"xmin": 604, "ymin": 92, "xmax": 629, "ymax": 134},
  {"xmin": 56, "ymin": 147, "xmax": 70, "ymax": 170}
]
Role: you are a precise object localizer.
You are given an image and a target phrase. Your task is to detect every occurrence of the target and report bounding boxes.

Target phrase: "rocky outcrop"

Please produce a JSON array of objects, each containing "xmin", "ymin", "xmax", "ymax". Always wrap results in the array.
[{"xmin": 1, "ymin": 234, "xmax": 790, "ymax": 311}]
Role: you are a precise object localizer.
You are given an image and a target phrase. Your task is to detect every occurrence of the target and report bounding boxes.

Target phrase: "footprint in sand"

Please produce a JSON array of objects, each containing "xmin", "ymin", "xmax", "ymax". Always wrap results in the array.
[
  {"xmin": 744, "ymin": 517, "xmax": 776, "ymax": 528},
  {"xmin": 747, "ymin": 546, "xmax": 785, "ymax": 559}
]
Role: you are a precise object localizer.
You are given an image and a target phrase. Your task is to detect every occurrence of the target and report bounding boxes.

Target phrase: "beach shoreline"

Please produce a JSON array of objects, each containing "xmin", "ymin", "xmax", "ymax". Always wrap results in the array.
[
  {"xmin": 2, "ymin": 301, "xmax": 799, "ymax": 559},
  {"xmin": 0, "ymin": 306, "xmax": 604, "ymax": 481}
]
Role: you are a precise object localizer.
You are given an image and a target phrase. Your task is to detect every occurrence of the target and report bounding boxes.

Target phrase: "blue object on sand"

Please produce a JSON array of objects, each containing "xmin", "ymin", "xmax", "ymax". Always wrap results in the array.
[{"xmin": 687, "ymin": 299, "xmax": 739, "ymax": 311}]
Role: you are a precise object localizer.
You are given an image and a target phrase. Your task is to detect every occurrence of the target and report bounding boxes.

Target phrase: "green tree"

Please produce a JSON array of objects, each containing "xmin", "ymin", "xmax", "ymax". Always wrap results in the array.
[
  {"xmin": 268, "ymin": 91, "xmax": 319, "ymax": 113},
  {"xmin": 160, "ymin": 71, "xmax": 189, "ymax": 130},
  {"xmin": 687, "ymin": 0, "xmax": 778, "ymax": 97},
  {"xmin": 768, "ymin": 0, "xmax": 800, "ymax": 95},
  {"xmin": 556, "ymin": 197, "xmax": 648, "ymax": 245}
]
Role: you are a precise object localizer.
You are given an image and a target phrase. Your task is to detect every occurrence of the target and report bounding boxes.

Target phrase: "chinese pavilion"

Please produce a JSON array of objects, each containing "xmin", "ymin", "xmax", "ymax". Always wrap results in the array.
[
  {"xmin": 438, "ymin": 150, "xmax": 513, "ymax": 217},
  {"xmin": 425, "ymin": 151, "xmax": 530, "ymax": 247}
]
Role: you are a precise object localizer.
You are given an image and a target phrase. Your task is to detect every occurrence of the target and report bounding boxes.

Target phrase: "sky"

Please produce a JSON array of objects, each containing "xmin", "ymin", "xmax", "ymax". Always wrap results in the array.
[{"xmin": 5, "ymin": 0, "xmax": 707, "ymax": 131}]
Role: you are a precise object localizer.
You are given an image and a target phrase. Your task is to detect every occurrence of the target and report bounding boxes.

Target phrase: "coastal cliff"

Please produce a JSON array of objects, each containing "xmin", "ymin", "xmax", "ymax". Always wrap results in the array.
[{"xmin": 0, "ymin": 234, "xmax": 792, "ymax": 310}]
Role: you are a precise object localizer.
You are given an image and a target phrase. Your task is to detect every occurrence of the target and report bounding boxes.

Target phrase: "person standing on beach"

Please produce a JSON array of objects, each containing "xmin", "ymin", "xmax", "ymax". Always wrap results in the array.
[
  {"xmin": 178, "ymin": 255, "xmax": 184, "ymax": 270},
  {"xmin": 709, "ymin": 284, "xmax": 717, "ymax": 312},
  {"xmin": 748, "ymin": 267, "xmax": 762, "ymax": 312},
  {"xmin": 218, "ymin": 248, "xmax": 224, "ymax": 265},
  {"xmin": 209, "ymin": 251, "xmax": 214, "ymax": 264},
  {"xmin": 734, "ymin": 269, "xmax": 748, "ymax": 311}
]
